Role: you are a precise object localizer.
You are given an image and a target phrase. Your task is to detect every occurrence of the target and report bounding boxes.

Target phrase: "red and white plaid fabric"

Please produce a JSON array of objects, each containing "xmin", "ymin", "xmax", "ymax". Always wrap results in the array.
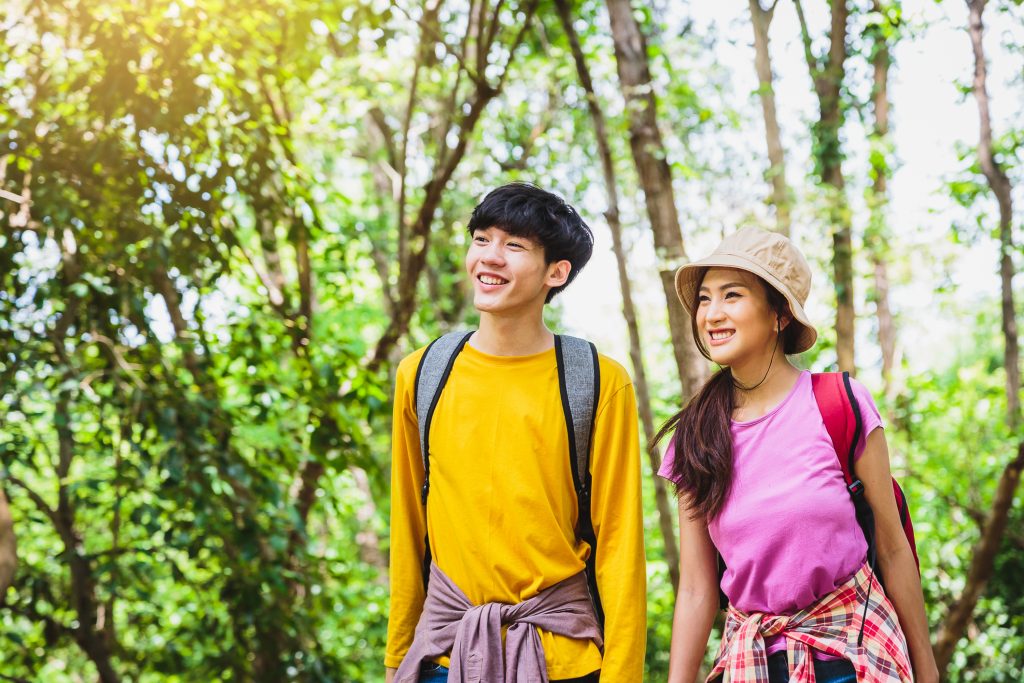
[{"xmin": 707, "ymin": 564, "xmax": 913, "ymax": 683}]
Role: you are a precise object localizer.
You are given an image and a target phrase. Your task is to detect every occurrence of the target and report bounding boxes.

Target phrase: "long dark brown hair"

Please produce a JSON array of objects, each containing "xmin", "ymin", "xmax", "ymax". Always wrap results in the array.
[{"xmin": 653, "ymin": 271, "xmax": 801, "ymax": 521}]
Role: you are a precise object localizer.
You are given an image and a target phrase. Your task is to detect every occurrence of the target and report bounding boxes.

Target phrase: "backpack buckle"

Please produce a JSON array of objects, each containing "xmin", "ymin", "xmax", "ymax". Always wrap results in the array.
[{"xmin": 848, "ymin": 479, "xmax": 865, "ymax": 497}]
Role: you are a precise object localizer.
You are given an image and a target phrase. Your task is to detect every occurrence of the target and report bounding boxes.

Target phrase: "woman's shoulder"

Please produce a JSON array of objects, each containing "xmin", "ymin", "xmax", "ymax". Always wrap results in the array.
[{"xmin": 808, "ymin": 371, "xmax": 885, "ymax": 443}]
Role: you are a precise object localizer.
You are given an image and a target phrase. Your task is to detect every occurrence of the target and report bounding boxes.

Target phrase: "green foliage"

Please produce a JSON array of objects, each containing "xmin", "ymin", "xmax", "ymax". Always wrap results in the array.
[
  {"xmin": 881, "ymin": 304, "xmax": 1024, "ymax": 681},
  {"xmin": 1, "ymin": 0, "xmax": 1022, "ymax": 680}
]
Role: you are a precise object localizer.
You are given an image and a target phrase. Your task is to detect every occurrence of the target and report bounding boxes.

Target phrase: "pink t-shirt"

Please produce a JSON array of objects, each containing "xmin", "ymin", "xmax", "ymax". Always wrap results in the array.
[{"xmin": 659, "ymin": 370, "xmax": 881, "ymax": 619}]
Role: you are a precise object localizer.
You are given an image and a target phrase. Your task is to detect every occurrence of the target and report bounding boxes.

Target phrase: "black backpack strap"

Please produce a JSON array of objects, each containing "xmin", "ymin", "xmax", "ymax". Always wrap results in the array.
[
  {"xmin": 716, "ymin": 552, "xmax": 729, "ymax": 610},
  {"xmin": 840, "ymin": 371, "xmax": 864, "ymax": 480},
  {"xmin": 840, "ymin": 372, "xmax": 879, "ymax": 573},
  {"xmin": 554, "ymin": 334, "xmax": 603, "ymax": 629},
  {"xmin": 413, "ymin": 330, "xmax": 473, "ymax": 588},
  {"xmin": 839, "ymin": 371, "xmax": 883, "ymax": 645}
]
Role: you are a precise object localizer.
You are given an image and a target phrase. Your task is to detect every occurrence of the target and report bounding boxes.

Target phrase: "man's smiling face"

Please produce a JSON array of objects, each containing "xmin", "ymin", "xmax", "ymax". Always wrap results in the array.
[{"xmin": 465, "ymin": 226, "xmax": 569, "ymax": 317}]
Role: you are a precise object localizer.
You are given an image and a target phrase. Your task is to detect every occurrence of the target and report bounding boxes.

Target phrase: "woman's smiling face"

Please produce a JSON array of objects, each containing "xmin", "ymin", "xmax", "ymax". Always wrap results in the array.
[{"xmin": 695, "ymin": 267, "xmax": 780, "ymax": 367}]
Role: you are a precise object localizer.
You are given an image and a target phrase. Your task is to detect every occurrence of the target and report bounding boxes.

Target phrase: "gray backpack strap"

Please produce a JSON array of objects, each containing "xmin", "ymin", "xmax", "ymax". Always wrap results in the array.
[
  {"xmin": 556, "ymin": 335, "xmax": 599, "ymax": 487},
  {"xmin": 412, "ymin": 330, "xmax": 473, "ymax": 588},
  {"xmin": 554, "ymin": 334, "xmax": 603, "ymax": 629},
  {"xmin": 414, "ymin": 330, "xmax": 474, "ymax": 491}
]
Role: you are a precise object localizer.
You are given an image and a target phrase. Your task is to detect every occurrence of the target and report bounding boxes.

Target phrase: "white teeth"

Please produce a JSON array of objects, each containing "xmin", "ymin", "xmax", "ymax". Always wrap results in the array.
[
  {"xmin": 710, "ymin": 331, "xmax": 733, "ymax": 340},
  {"xmin": 479, "ymin": 275, "xmax": 508, "ymax": 285}
]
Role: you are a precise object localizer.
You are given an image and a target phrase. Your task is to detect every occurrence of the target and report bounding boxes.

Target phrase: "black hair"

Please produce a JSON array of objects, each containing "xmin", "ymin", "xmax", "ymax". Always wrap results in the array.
[{"xmin": 467, "ymin": 182, "xmax": 594, "ymax": 302}]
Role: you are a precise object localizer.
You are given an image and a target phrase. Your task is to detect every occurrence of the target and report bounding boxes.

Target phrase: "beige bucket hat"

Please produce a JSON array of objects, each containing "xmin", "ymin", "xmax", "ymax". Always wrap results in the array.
[{"xmin": 674, "ymin": 227, "xmax": 818, "ymax": 353}]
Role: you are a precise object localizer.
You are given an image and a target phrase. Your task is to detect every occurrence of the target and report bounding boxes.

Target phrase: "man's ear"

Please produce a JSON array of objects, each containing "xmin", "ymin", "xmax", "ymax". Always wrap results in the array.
[{"xmin": 546, "ymin": 260, "xmax": 572, "ymax": 289}]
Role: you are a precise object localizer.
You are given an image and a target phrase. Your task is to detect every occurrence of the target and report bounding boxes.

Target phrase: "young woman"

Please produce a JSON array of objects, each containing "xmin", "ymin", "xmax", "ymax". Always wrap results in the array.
[{"xmin": 657, "ymin": 228, "xmax": 938, "ymax": 683}]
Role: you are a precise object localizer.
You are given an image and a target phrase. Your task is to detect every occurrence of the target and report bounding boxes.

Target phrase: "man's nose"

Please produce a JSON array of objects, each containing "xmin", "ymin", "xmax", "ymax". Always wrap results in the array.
[{"xmin": 481, "ymin": 242, "xmax": 505, "ymax": 264}]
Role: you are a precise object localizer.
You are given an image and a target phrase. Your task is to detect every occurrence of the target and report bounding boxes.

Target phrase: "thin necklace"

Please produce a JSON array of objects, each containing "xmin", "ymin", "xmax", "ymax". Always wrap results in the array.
[{"xmin": 732, "ymin": 324, "xmax": 781, "ymax": 392}]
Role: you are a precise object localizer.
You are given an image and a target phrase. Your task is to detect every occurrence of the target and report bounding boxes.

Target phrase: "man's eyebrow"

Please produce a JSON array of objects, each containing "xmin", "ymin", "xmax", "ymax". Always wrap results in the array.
[{"xmin": 699, "ymin": 282, "xmax": 750, "ymax": 292}]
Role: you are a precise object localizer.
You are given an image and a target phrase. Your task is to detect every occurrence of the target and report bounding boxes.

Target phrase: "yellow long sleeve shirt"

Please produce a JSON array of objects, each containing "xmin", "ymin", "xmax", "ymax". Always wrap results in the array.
[{"xmin": 385, "ymin": 341, "xmax": 646, "ymax": 680}]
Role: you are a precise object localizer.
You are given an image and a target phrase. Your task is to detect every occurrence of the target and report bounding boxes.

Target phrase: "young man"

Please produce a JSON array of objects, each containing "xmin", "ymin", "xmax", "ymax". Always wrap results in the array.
[{"xmin": 385, "ymin": 183, "xmax": 646, "ymax": 682}]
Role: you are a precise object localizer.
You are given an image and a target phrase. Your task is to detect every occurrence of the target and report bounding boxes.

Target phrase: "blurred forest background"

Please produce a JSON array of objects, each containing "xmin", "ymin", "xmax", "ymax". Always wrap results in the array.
[{"xmin": 1, "ymin": 0, "xmax": 1022, "ymax": 680}]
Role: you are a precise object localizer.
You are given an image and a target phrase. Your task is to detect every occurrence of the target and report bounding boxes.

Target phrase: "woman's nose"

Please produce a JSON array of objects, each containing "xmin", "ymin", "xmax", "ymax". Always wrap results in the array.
[{"xmin": 704, "ymin": 298, "xmax": 725, "ymax": 322}]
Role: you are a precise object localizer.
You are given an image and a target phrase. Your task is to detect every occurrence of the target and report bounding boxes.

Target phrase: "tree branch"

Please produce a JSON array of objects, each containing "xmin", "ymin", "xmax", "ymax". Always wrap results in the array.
[
  {"xmin": 397, "ymin": 0, "xmax": 442, "ymax": 268},
  {"xmin": 369, "ymin": 0, "xmax": 539, "ymax": 370},
  {"xmin": 221, "ymin": 218, "xmax": 288, "ymax": 312},
  {"xmin": 793, "ymin": 0, "xmax": 818, "ymax": 79}
]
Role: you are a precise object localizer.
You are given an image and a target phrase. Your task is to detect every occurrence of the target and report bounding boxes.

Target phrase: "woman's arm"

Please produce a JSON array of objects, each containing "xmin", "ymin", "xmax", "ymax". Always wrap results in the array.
[
  {"xmin": 859, "ymin": 428, "xmax": 939, "ymax": 683},
  {"xmin": 667, "ymin": 496, "xmax": 720, "ymax": 683}
]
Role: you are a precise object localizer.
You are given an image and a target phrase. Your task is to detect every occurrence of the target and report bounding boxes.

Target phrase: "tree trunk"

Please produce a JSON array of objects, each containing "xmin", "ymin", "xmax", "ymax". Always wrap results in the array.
[
  {"xmin": 966, "ymin": 0, "xmax": 1020, "ymax": 430},
  {"xmin": 748, "ymin": 0, "xmax": 791, "ymax": 236},
  {"xmin": 55, "ymin": 395, "xmax": 121, "ymax": 683},
  {"xmin": 866, "ymin": 0, "xmax": 897, "ymax": 392},
  {"xmin": 0, "ymin": 486, "xmax": 16, "ymax": 602},
  {"xmin": 604, "ymin": 0, "xmax": 707, "ymax": 402},
  {"xmin": 933, "ymin": 440, "xmax": 1024, "ymax": 673},
  {"xmin": 795, "ymin": 0, "xmax": 855, "ymax": 374},
  {"xmin": 555, "ymin": 0, "xmax": 680, "ymax": 593},
  {"xmin": 933, "ymin": 3, "xmax": 1023, "ymax": 674}
]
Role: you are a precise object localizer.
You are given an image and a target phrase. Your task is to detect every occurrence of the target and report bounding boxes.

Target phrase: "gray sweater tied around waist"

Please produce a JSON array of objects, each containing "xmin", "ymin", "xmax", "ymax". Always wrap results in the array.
[{"xmin": 393, "ymin": 562, "xmax": 603, "ymax": 682}]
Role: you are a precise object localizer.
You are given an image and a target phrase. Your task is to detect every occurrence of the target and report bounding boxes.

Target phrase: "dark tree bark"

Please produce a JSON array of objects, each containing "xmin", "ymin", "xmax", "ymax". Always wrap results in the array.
[
  {"xmin": 554, "ymin": 0, "xmax": 680, "ymax": 593},
  {"xmin": 604, "ymin": 0, "xmax": 707, "ymax": 402},
  {"xmin": 866, "ymin": 0, "xmax": 898, "ymax": 392},
  {"xmin": 964, "ymin": 0, "xmax": 1019, "ymax": 430},
  {"xmin": 748, "ymin": 0, "xmax": 791, "ymax": 236},
  {"xmin": 0, "ymin": 486, "xmax": 16, "ymax": 602},
  {"xmin": 54, "ymin": 394, "xmax": 121, "ymax": 683},
  {"xmin": 795, "ymin": 0, "xmax": 855, "ymax": 374},
  {"xmin": 934, "ymin": 2, "xmax": 1022, "ymax": 674}
]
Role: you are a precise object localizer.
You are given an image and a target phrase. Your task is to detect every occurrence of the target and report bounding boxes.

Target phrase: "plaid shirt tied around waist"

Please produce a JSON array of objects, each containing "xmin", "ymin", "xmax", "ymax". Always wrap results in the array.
[{"xmin": 708, "ymin": 564, "xmax": 912, "ymax": 683}]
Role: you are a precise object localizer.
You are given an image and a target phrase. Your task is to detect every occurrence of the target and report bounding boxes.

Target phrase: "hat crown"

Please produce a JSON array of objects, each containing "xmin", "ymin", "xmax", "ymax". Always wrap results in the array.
[{"xmin": 714, "ymin": 228, "xmax": 811, "ymax": 305}]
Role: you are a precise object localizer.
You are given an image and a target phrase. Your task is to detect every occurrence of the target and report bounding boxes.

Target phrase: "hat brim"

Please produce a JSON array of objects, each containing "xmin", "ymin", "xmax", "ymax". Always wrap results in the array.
[{"xmin": 674, "ymin": 254, "xmax": 818, "ymax": 354}]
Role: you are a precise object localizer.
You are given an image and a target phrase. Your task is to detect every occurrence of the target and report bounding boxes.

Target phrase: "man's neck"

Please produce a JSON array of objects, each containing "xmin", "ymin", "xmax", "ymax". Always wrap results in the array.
[{"xmin": 471, "ymin": 312, "xmax": 554, "ymax": 356}]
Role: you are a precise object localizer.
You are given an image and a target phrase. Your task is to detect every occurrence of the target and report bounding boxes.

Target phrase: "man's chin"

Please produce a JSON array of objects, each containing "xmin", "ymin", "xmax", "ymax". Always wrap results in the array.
[{"xmin": 473, "ymin": 298, "xmax": 542, "ymax": 317}]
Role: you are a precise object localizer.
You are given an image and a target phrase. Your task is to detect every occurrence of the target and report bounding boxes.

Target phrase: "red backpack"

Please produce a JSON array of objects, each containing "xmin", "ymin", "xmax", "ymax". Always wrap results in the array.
[{"xmin": 811, "ymin": 372, "xmax": 920, "ymax": 575}]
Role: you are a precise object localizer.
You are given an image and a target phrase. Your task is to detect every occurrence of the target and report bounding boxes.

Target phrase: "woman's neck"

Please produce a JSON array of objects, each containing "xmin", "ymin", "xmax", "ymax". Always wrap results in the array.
[{"xmin": 731, "ymin": 356, "xmax": 801, "ymax": 418}]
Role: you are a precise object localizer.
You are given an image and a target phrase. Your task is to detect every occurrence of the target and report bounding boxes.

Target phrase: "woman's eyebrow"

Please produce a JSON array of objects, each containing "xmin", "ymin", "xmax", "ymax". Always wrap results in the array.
[{"xmin": 699, "ymin": 282, "xmax": 750, "ymax": 292}]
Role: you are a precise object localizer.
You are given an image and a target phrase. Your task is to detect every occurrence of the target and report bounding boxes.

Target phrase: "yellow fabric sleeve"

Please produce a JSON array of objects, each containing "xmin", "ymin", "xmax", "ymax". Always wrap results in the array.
[
  {"xmin": 590, "ymin": 367, "xmax": 647, "ymax": 680},
  {"xmin": 384, "ymin": 347, "xmax": 428, "ymax": 669}
]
